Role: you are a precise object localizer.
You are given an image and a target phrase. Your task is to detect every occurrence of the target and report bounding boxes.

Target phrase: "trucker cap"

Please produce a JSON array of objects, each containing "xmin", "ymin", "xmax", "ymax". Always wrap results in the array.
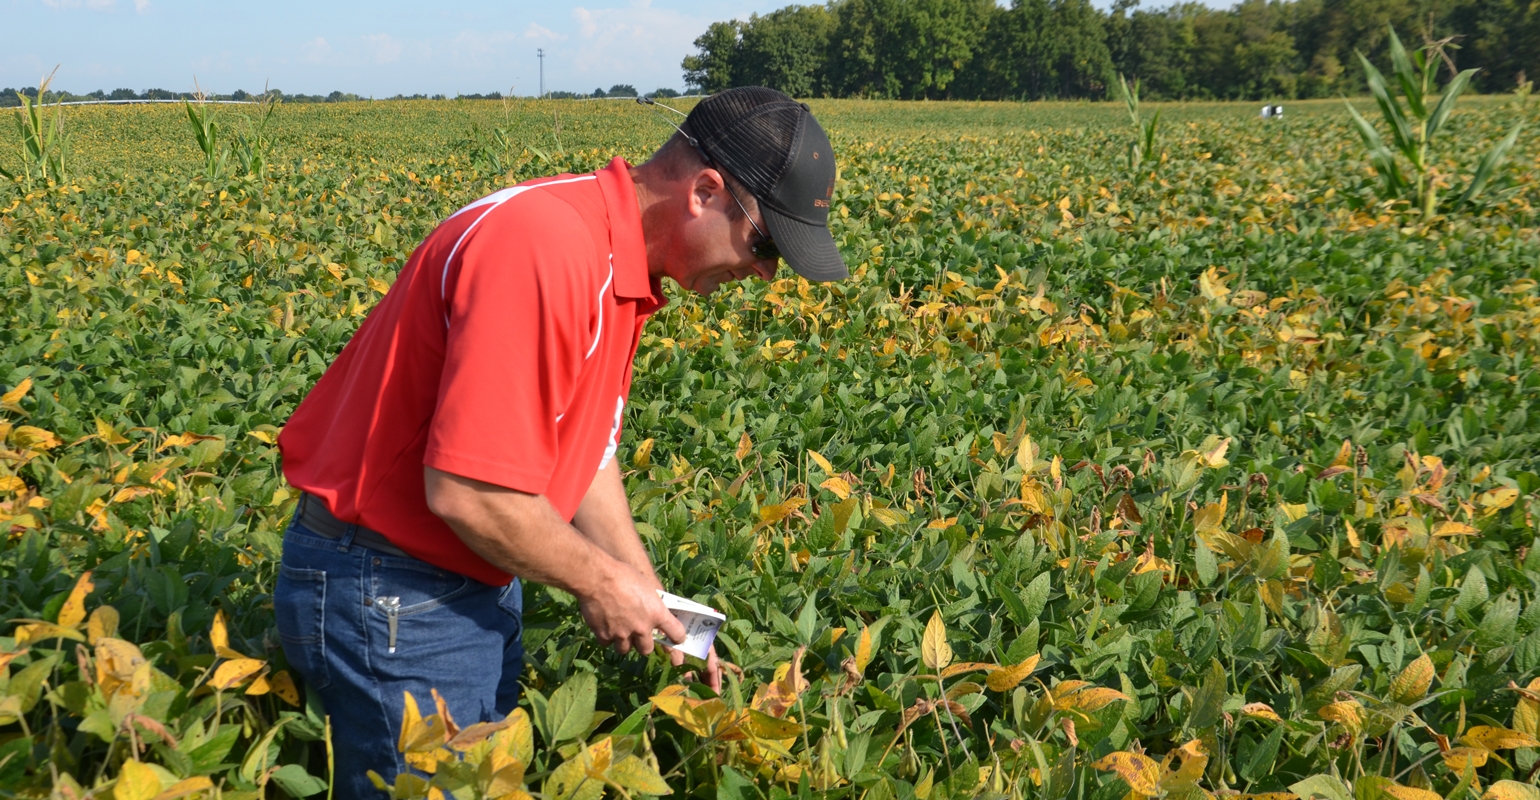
[{"xmin": 680, "ymin": 87, "xmax": 848, "ymax": 282}]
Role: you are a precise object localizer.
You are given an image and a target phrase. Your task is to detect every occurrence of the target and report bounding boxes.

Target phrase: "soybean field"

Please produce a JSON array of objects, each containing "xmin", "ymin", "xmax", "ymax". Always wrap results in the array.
[{"xmin": 2, "ymin": 91, "xmax": 1540, "ymax": 800}]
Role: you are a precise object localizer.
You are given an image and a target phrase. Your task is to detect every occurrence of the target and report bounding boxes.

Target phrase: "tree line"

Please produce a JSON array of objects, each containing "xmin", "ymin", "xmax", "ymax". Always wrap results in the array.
[
  {"xmin": 1, "ymin": 85, "xmax": 688, "ymax": 108},
  {"xmin": 681, "ymin": 0, "xmax": 1538, "ymax": 101}
]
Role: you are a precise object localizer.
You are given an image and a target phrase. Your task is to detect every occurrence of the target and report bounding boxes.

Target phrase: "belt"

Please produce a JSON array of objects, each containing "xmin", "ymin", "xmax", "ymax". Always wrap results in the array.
[{"xmin": 295, "ymin": 493, "xmax": 412, "ymax": 558}]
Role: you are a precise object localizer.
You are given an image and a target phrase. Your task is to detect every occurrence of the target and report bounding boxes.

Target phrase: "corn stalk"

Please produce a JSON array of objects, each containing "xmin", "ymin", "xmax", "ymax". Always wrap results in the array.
[
  {"xmin": 2, "ymin": 68, "xmax": 71, "ymax": 186},
  {"xmin": 233, "ymin": 91, "xmax": 280, "ymax": 178},
  {"xmin": 1345, "ymin": 25, "xmax": 1524, "ymax": 217},
  {"xmin": 183, "ymin": 96, "xmax": 229, "ymax": 181},
  {"xmin": 1117, "ymin": 74, "xmax": 1160, "ymax": 173}
]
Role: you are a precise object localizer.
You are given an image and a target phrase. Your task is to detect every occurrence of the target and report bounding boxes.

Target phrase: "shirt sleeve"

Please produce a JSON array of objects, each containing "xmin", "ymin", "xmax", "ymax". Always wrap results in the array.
[{"xmin": 423, "ymin": 200, "xmax": 598, "ymax": 494}]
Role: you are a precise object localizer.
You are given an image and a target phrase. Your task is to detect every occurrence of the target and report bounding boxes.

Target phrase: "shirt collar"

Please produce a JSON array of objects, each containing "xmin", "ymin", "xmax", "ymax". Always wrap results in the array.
[{"xmin": 596, "ymin": 157, "xmax": 665, "ymax": 307}]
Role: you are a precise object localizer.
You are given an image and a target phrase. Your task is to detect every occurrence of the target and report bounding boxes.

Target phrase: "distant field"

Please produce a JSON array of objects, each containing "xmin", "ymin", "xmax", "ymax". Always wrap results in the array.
[
  {"xmin": 16, "ymin": 94, "xmax": 1521, "ymax": 174},
  {"xmin": 2, "ymin": 96, "xmax": 1540, "ymax": 800}
]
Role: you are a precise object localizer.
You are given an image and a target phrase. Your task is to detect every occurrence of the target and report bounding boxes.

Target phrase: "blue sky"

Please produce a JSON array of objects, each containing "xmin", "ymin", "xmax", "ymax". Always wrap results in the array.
[
  {"xmin": 3, "ymin": 0, "xmax": 1212, "ymax": 97},
  {"xmin": 2, "ymin": 1, "xmax": 798, "ymax": 96}
]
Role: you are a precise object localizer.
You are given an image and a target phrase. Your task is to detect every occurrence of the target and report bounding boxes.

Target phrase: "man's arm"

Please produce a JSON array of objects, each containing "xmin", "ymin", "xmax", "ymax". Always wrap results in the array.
[
  {"xmin": 423, "ymin": 465, "xmax": 685, "ymax": 656},
  {"xmin": 571, "ymin": 459, "xmax": 662, "ymax": 588},
  {"xmin": 570, "ymin": 459, "xmax": 722, "ymax": 691}
]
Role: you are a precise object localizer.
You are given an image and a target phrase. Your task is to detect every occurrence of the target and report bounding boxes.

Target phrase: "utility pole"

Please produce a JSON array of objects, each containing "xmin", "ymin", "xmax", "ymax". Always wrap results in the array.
[{"xmin": 537, "ymin": 49, "xmax": 545, "ymax": 99}]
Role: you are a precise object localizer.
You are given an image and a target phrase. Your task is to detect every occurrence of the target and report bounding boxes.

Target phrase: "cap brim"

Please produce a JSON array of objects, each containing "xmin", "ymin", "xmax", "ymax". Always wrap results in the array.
[{"xmin": 763, "ymin": 206, "xmax": 848, "ymax": 282}]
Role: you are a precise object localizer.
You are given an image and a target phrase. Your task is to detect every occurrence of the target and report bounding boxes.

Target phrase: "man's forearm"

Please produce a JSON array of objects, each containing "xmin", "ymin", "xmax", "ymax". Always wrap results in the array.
[
  {"xmin": 572, "ymin": 459, "xmax": 661, "ymax": 588},
  {"xmin": 423, "ymin": 465, "xmax": 685, "ymax": 656},
  {"xmin": 422, "ymin": 466, "xmax": 626, "ymax": 597}
]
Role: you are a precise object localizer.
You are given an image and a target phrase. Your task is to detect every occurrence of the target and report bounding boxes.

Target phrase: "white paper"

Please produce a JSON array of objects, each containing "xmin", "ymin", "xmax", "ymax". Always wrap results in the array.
[{"xmin": 654, "ymin": 590, "xmax": 725, "ymax": 660}]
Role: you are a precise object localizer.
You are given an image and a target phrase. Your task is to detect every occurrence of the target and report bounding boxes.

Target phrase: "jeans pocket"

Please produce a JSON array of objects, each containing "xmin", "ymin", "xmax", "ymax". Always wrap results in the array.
[
  {"xmin": 275, "ymin": 564, "xmax": 331, "ymax": 689},
  {"xmin": 367, "ymin": 556, "xmax": 471, "ymax": 616}
]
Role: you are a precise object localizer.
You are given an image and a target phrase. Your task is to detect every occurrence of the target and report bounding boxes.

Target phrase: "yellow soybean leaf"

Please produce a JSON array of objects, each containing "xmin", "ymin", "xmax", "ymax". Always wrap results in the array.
[
  {"xmin": 398, "ymin": 692, "xmax": 425, "ymax": 752},
  {"xmin": 245, "ymin": 673, "xmax": 271, "ymax": 696},
  {"xmin": 211, "ymin": 610, "xmax": 229, "ymax": 651},
  {"xmin": 270, "ymin": 670, "xmax": 302, "ymax": 706},
  {"xmin": 1015, "ymin": 434, "xmax": 1036, "ymax": 473},
  {"xmin": 921, "ymin": 611, "xmax": 952, "ymax": 670},
  {"xmin": 96, "ymin": 638, "xmax": 148, "ymax": 699},
  {"xmin": 1072, "ymin": 687, "xmax": 1131, "ymax": 712},
  {"xmin": 854, "ymin": 625, "xmax": 873, "ymax": 673},
  {"xmin": 58, "ymin": 571, "xmax": 96, "ymax": 629},
  {"xmin": 1, "ymin": 378, "xmax": 33, "ymax": 412},
  {"xmin": 1093, "ymin": 751, "xmax": 1162, "ymax": 796},
  {"xmin": 746, "ymin": 709, "xmax": 805, "ymax": 740},
  {"xmin": 1201, "ymin": 437, "xmax": 1232, "ymax": 468},
  {"xmin": 940, "ymin": 662, "xmax": 996, "ymax": 678},
  {"xmin": 15, "ymin": 621, "xmax": 87, "ymax": 645},
  {"xmin": 151, "ymin": 776, "xmax": 215, "ymax": 800},
  {"xmin": 96, "ymin": 419, "xmax": 131, "ymax": 445},
  {"xmin": 1483, "ymin": 781, "xmax": 1540, "ymax": 800},
  {"xmin": 632, "ymin": 438, "xmax": 654, "ymax": 469},
  {"xmin": 114, "ymin": 759, "xmax": 163, "ymax": 800},
  {"xmin": 1163, "ymin": 739, "xmax": 1209, "ymax": 789},
  {"xmin": 583, "ymin": 736, "xmax": 613, "ymax": 777},
  {"xmin": 1318, "ymin": 701, "xmax": 1362, "ymax": 732},
  {"xmin": 0, "ymin": 475, "xmax": 23, "ymax": 494},
  {"xmin": 210, "ymin": 610, "xmax": 244, "ymax": 659},
  {"xmin": 735, "ymin": 432, "xmax": 752, "ymax": 461},
  {"xmin": 1479, "ymin": 487, "xmax": 1519, "ymax": 511},
  {"xmin": 12, "ymin": 426, "xmax": 63, "ymax": 451},
  {"xmin": 758, "ymin": 498, "xmax": 805, "ymax": 526},
  {"xmin": 1389, "ymin": 654, "xmax": 1434, "ymax": 705},
  {"xmin": 820, "ymin": 476, "xmax": 853, "ymax": 500},
  {"xmin": 1462, "ymin": 726, "xmax": 1540, "ymax": 751},
  {"xmin": 1383, "ymin": 785, "xmax": 1444, "ymax": 800},
  {"xmin": 1433, "ymin": 521, "xmax": 1479, "ymax": 537},
  {"xmin": 1051, "ymin": 680, "xmax": 1093, "ymax": 710},
  {"xmin": 1329, "ymin": 440, "xmax": 1354, "ymax": 468},
  {"xmin": 1513, "ymin": 677, "xmax": 1540, "ymax": 737},
  {"xmin": 808, "ymin": 450, "xmax": 835, "ymax": 474},
  {"xmin": 87, "ymin": 605, "xmax": 120, "ymax": 644},
  {"xmin": 1241, "ymin": 702, "xmax": 1282, "ymax": 721},
  {"xmin": 986, "ymin": 655, "xmax": 1041, "ymax": 692},
  {"xmin": 1442, "ymin": 748, "xmax": 1489, "ymax": 771},
  {"xmin": 209, "ymin": 658, "xmax": 266, "ymax": 691},
  {"xmin": 607, "ymin": 755, "xmax": 672, "ymax": 796}
]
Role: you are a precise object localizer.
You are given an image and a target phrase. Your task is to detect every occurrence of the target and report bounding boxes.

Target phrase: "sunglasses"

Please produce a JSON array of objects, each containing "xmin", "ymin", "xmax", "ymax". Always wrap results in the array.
[{"xmin": 639, "ymin": 97, "xmax": 781, "ymax": 263}]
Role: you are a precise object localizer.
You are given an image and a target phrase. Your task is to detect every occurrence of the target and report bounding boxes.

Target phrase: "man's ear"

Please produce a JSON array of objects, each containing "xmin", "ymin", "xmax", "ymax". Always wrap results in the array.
[{"xmin": 687, "ymin": 167, "xmax": 726, "ymax": 219}]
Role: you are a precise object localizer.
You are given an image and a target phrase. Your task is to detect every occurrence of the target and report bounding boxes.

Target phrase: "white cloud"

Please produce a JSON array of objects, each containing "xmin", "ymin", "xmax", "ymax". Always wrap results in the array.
[
  {"xmin": 41, "ymin": 0, "xmax": 118, "ymax": 9},
  {"xmin": 363, "ymin": 33, "xmax": 402, "ymax": 64},
  {"xmin": 523, "ymin": 23, "xmax": 565, "ymax": 41},
  {"xmin": 573, "ymin": 8, "xmax": 598, "ymax": 38},
  {"xmin": 562, "ymin": 3, "xmax": 715, "ymax": 88},
  {"xmin": 134, "ymin": 0, "xmax": 150, "ymax": 12},
  {"xmin": 300, "ymin": 37, "xmax": 332, "ymax": 64}
]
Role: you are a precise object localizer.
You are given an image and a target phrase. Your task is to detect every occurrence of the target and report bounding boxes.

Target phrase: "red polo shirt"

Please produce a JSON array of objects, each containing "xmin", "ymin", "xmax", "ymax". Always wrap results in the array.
[{"xmin": 278, "ymin": 158, "xmax": 665, "ymax": 586}]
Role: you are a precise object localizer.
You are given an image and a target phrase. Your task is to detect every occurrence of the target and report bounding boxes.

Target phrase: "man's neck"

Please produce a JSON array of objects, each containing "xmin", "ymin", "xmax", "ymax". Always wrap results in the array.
[{"xmin": 629, "ymin": 163, "xmax": 673, "ymax": 281}]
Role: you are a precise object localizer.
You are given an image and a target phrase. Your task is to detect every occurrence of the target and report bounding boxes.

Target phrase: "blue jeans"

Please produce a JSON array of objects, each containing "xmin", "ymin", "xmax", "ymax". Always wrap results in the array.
[{"xmin": 273, "ymin": 515, "xmax": 524, "ymax": 800}]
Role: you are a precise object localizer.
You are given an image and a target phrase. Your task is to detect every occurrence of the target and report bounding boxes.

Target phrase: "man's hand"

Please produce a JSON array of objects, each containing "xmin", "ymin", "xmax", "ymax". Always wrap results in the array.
[
  {"xmin": 426, "ymin": 467, "xmax": 684, "ymax": 657},
  {"xmin": 664, "ymin": 643, "xmax": 723, "ymax": 693},
  {"xmin": 579, "ymin": 563, "xmax": 686, "ymax": 656}
]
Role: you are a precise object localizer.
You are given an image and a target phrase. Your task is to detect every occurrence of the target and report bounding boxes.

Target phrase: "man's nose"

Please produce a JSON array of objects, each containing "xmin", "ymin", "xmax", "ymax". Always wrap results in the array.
[{"xmin": 751, "ymin": 260, "xmax": 778, "ymax": 281}]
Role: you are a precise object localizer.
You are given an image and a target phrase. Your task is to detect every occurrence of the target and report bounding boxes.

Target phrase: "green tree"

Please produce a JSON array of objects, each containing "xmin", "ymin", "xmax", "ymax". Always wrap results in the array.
[
  {"xmin": 968, "ymin": 0, "xmax": 1113, "ymax": 99},
  {"xmin": 682, "ymin": 21, "xmax": 742, "ymax": 94},
  {"xmin": 736, "ymin": 5, "xmax": 838, "ymax": 97},
  {"xmin": 827, "ymin": 0, "xmax": 994, "ymax": 99}
]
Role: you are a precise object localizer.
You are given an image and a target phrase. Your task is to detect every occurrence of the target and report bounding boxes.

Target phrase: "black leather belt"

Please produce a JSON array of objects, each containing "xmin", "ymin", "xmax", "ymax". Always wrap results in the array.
[{"xmin": 295, "ymin": 493, "xmax": 412, "ymax": 558}]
